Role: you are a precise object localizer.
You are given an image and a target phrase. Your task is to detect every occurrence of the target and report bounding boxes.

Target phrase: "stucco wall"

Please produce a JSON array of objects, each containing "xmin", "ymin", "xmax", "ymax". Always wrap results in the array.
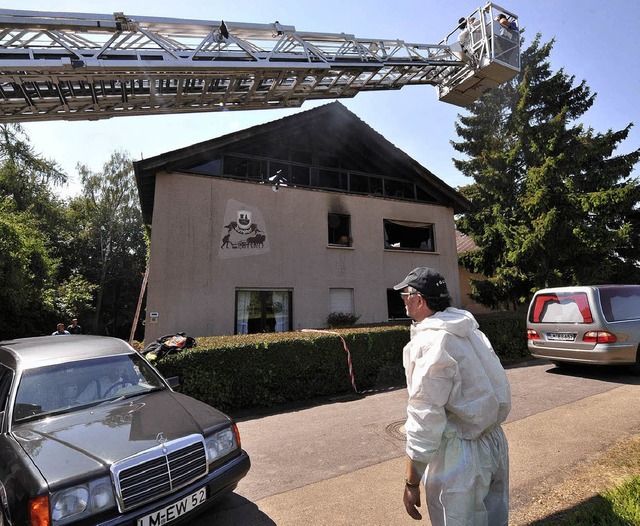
[{"xmin": 144, "ymin": 172, "xmax": 461, "ymax": 340}]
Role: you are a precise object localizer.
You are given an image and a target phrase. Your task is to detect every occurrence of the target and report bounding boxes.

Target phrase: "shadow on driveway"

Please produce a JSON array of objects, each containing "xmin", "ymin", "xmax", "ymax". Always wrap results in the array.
[
  {"xmin": 191, "ymin": 493, "xmax": 276, "ymax": 526},
  {"xmin": 544, "ymin": 362, "xmax": 640, "ymax": 385}
]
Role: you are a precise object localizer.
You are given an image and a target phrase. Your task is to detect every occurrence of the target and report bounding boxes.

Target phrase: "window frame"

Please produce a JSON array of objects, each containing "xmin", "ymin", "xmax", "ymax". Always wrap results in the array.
[
  {"xmin": 383, "ymin": 219, "xmax": 435, "ymax": 252},
  {"xmin": 328, "ymin": 213, "xmax": 352, "ymax": 247},
  {"xmin": 235, "ymin": 289, "xmax": 293, "ymax": 335},
  {"xmin": 386, "ymin": 288, "xmax": 410, "ymax": 320}
]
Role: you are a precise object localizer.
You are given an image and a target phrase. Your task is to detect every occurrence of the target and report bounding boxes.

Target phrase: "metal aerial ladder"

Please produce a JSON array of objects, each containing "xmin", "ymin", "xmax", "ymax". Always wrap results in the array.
[{"xmin": 0, "ymin": 3, "xmax": 519, "ymax": 123}]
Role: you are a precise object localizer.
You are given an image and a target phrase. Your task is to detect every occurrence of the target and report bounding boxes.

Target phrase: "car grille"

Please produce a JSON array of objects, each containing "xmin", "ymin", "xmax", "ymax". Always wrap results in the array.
[{"xmin": 111, "ymin": 434, "xmax": 208, "ymax": 512}]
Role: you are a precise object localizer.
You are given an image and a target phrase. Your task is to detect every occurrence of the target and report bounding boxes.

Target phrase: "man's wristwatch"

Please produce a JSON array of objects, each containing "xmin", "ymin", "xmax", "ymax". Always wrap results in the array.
[{"xmin": 404, "ymin": 477, "xmax": 420, "ymax": 488}]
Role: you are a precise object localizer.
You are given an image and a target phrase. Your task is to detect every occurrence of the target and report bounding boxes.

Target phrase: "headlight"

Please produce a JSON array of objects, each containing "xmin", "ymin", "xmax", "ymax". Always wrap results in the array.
[
  {"xmin": 51, "ymin": 478, "xmax": 115, "ymax": 524},
  {"xmin": 52, "ymin": 487, "xmax": 88, "ymax": 521},
  {"xmin": 205, "ymin": 426, "xmax": 239, "ymax": 463}
]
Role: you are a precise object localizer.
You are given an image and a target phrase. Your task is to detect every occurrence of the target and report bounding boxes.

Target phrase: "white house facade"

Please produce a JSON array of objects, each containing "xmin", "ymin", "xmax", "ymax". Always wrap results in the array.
[{"xmin": 134, "ymin": 102, "xmax": 470, "ymax": 340}]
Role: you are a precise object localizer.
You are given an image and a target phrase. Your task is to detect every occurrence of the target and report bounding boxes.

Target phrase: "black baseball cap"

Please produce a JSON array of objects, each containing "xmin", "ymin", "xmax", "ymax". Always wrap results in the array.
[{"xmin": 393, "ymin": 267, "xmax": 450, "ymax": 299}]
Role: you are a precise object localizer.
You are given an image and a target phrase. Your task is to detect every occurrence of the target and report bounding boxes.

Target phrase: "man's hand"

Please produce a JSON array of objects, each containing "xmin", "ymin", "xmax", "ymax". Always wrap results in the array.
[{"xmin": 403, "ymin": 485, "xmax": 422, "ymax": 520}]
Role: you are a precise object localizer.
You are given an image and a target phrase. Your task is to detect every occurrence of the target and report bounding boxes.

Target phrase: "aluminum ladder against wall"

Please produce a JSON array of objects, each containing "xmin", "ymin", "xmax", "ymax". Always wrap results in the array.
[{"xmin": 0, "ymin": 3, "xmax": 519, "ymax": 122}]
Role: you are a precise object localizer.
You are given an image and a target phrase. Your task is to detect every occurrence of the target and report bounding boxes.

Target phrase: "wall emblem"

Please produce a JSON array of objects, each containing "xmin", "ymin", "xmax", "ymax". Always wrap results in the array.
[{"xmin": 219, "ymin": 199, "xmax": 269, "ymax": 259}]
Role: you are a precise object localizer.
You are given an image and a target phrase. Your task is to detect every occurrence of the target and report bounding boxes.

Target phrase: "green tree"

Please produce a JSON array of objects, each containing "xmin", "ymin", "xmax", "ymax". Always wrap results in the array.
[
  {"xmin": 53, "ymin": 274, "xmax": 99, "ymax": 323},
  {"xmin": 72, "ymin": 151, "xmax": 147, "ymax": 335},
  {"xmin": 0, "ymin": 124, "xmax": 70, "ymax": 336},
  {"xmin": 0, "ymin": 123, "xmax": 66, "ymax": 217},
  {"xmin": 454, "ymin": 35, "xmax": 640, "ymax": 309},
  {"xmin": 0, "ymin": 198, "xmax": 58, "ymax": 337}
]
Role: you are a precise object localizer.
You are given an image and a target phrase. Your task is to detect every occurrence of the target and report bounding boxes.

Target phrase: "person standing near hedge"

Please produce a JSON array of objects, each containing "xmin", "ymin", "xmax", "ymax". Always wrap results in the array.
[{"xmin": 394, "ymin": 267, "xmax": 511, "ymax": 525}]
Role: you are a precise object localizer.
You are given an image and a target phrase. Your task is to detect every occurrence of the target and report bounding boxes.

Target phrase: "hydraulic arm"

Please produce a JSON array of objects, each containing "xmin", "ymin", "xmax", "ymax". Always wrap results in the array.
[{"xmin": 0, "ymin": 3, "xmax": 519, "ymax": 122}]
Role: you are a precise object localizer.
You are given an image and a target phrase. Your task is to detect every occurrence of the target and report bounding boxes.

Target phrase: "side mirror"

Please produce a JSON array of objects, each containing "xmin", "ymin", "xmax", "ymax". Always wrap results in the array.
[{"xmin": 166, "ymin": 376, "xmax": 180, "ymax": 389}]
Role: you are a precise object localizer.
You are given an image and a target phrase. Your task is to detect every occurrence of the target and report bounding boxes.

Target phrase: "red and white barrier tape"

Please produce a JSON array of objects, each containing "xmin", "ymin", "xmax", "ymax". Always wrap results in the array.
[{"xmin": 301, "ymin": 329, "xmax": 358, "ymax": 393}]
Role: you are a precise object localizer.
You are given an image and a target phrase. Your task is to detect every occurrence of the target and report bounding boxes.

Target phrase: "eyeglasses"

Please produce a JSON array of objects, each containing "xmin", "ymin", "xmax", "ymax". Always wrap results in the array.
[{"xmin": 399, "ymin": 292, "xmax": 420, "ymax": 298}]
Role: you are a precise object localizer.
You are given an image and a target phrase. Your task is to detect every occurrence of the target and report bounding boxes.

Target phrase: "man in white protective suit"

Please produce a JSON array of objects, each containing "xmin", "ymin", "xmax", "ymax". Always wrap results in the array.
[{"xmin": 394, "ymin": 267, "xmax": 511, "ymax": 525}]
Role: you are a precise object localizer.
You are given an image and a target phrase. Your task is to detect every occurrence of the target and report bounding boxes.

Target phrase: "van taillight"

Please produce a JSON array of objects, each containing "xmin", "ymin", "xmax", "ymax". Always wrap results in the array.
[
  {"xmin": 527, "ymin": 329, "xmax": 540, "ymax": 340},
  {"xmin": 583, "ymin": 331, "xmax": 617, "ymax": 343}
]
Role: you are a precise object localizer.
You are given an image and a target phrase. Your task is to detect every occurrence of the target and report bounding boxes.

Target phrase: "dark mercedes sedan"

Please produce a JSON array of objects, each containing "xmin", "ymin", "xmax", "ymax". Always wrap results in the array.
[{"xmin": 0, "ymin": 335, "xmax": 250, "ymax": 526}]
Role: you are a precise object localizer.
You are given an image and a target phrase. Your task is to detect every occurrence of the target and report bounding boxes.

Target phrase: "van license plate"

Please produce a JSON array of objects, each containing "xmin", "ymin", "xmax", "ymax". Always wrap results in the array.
[
  {"xmin": 547, "ymin": 332, "xmax": 576, "ymax": 341},
  {"xmin": 137, "ymin": 488, "xmax": 206, "ymax": 526}
]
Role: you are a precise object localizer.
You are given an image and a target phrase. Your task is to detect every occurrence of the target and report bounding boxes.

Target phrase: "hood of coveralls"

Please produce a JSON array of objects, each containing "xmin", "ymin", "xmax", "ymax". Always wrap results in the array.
[{"xmin": 411, "ymin": 307, "xmax": 478, "ymax": 338}]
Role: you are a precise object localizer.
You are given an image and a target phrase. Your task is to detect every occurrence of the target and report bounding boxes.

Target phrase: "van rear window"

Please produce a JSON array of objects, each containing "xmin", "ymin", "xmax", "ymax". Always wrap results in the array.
[{"xmin": 529, "ymin": 293, "xmax": 593, "ymax": 323}]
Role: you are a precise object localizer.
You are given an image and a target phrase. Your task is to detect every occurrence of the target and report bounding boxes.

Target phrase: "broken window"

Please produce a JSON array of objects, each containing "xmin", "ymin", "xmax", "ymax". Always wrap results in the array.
[
  {"xmin": 383, "ymin": 219, "xmax": 434, "ymax": 251},
  {"xmin": 328, "ymin": 213, "xmax": 352, "ymax": 246}
]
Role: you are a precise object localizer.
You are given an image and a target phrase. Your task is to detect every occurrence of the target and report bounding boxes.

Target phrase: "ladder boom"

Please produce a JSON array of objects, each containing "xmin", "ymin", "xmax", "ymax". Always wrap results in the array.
[{"xmin": 0, "ymin": 3, "xmax": 520, "ymax": 122}]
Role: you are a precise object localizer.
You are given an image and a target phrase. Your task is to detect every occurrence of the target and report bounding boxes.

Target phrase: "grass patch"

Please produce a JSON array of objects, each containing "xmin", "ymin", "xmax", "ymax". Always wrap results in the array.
[
  {"xmin": 554, "ymin": 477, "xmax": 640, "ymax": 525},
  {"xmin": 513, "ymin": 435, "xmax": 640, "ymax": 525}
]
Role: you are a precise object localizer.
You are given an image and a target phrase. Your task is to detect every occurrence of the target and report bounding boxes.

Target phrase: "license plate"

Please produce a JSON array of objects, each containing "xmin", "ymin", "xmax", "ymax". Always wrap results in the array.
[
  {"xmin": 137, "ymin": 488, "xmax": 207, "ymax": 526},
  {"xmin": 547, "ymin": 332, "xmax": 576, "ymax": 341}
]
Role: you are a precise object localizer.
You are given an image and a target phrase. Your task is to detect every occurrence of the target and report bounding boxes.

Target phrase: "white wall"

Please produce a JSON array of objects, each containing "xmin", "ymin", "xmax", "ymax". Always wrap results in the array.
[{"xmin": 144, "ymin": 172, "xmax": 460, "ymax": 340}]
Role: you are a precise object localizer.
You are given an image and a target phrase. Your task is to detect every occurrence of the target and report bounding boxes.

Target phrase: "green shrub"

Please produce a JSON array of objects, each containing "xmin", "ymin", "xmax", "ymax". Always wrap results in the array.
[
  {"xmin": 476, "ymin": 311, "xmax": 529, "ymax": 361},
  {"xmin": 326, "ymin": 312, "xmax": 361, "ymax": 328},
  {"xmin": 157, "ymin": 327, "xmax": 408, "ymax": 412},
  {"xmin": 155, "ymin": 312, "xmax": 529, "ymax": 413}
]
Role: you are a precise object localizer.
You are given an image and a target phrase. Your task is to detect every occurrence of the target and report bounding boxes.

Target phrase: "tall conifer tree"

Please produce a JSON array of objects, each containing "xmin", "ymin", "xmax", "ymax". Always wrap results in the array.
[{"xmin": 454, "ymin": 35, "xmax": 640, "ymax": 309}]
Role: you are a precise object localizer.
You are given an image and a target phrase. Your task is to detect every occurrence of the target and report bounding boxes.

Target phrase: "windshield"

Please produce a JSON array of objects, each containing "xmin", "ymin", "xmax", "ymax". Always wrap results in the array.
[{"xmin": 14, "ymin": 353, "xmax": 165, "ymax": 422}]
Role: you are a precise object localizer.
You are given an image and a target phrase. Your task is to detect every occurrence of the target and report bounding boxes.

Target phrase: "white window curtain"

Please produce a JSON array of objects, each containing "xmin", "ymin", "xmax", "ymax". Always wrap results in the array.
[
  {"xmin": 236, "ymin": 291, "xmax": 252, "ymax": 334},
  {"xmin": 271, "ymin": 291, "xmax": 290, "ymax": 332},
  {"xmin": 236, "ymin": 290, "xmax": 291, "ymax": 334}
]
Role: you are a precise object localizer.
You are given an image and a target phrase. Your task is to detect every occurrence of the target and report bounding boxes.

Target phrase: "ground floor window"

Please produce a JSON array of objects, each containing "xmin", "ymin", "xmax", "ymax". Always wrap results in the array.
[
  {"xmin": 387, "ymin": 288, "xmax": 410, "ymax": 320},
  {"xmin": 236, "ymin": 290, "xmax": 292, "ymax": 334},
  {"xmin": 329, "ymin": 288, "xmax": 355, "ymax": 315}
]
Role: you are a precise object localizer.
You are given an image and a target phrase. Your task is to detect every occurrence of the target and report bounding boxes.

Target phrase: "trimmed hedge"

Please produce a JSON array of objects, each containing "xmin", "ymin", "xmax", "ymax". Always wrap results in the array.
[{"xmin": 155, "ymin": 312, "xmax": 529, "ymax": 413}]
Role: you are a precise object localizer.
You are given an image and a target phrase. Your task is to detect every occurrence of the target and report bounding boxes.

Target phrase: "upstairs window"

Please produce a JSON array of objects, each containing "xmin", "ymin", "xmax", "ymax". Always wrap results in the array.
[
  {"xmin": 383, "ymin": 219, "xmax": 434, "ymax": 251},
  {"xmin": 328, "ymin": 213, "xmax": 352, "ymax": 247}
]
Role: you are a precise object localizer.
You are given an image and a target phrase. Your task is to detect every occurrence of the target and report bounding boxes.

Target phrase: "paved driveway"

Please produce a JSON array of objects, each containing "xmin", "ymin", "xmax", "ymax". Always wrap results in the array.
[{"xmin": 193, "ymin": 361, "xmax": 640, "ymax": 525}]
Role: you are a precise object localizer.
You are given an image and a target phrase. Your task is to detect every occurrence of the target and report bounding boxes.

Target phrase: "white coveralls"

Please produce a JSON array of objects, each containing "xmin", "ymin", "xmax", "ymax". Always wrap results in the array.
[{"xmin": 404, "ymin": 307, "xmax": 511, "ymax": 526}]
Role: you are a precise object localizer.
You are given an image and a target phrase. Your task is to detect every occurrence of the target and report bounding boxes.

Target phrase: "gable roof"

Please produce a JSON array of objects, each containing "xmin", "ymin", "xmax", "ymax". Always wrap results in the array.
[{"xmin": 134, "ymin": 102, "xmax": 470, "ymax": 224}]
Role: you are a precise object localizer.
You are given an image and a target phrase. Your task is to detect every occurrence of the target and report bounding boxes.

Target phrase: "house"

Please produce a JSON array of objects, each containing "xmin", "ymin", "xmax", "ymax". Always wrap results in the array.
[
  {"xmin": 456, "ymin": 230, "xmax": 493, "ymax": 314},
  {"xmin": 134, "ymin": 102, "xmax": 470, "ymax": 340}
]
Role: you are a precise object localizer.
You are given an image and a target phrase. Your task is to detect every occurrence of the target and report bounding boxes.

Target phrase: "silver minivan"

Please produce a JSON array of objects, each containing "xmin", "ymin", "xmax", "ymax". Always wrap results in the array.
[{"xmin": 527, "ymin": 285, "xmax": 640, "ymax": 372}]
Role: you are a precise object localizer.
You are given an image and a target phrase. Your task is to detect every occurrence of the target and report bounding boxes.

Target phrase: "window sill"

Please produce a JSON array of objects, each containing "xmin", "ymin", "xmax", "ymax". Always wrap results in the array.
[
  {"xmin": 384, "ymin": 248, "xmax": 438, "ymax": 254},
  {"xmin": 328, "ymin": 244, "xmax": 354, "ymax": 249}
]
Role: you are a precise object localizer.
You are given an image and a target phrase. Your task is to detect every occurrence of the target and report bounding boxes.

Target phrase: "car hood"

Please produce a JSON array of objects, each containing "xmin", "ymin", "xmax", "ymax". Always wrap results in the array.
[{"xmin": 12, "ymin": 389, "xmax": 231, "ymax": 487}]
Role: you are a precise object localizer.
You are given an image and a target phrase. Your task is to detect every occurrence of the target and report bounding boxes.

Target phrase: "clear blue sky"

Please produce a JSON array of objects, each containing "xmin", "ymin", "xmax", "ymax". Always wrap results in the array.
[{"xmin": 14, "ymin": 0, "xmax": 640, "ymax": 194}]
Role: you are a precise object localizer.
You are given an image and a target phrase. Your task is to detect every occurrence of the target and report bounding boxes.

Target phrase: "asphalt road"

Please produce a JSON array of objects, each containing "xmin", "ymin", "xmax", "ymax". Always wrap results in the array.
[{"xmin": 192, "ymin": 360, "xmax": 640, "ymax": 525}]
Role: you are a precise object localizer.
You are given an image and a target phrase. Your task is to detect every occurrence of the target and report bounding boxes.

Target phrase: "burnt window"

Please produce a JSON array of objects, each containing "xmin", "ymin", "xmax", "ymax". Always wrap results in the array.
[
  {"xmin": 384, "ymin": 179, "xmax": 416, "ymax": 199},
  {"xmin": 290, "ymin": 164, "xmax": 310, "ymax": 186},
  {"xmin": 185, "ymin": 157, "xmax": 222, "ymax": 176},
  {"xmin": 383, "ymin": 219, "xmax": 434, "ymax": 251},
  {"xmin": 224, "ymin": 155, "xmax": 249, "ymax": 178},
  {"xmin": 328, "ymin": 213, "xmax": 352, "ymax": 247}
]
